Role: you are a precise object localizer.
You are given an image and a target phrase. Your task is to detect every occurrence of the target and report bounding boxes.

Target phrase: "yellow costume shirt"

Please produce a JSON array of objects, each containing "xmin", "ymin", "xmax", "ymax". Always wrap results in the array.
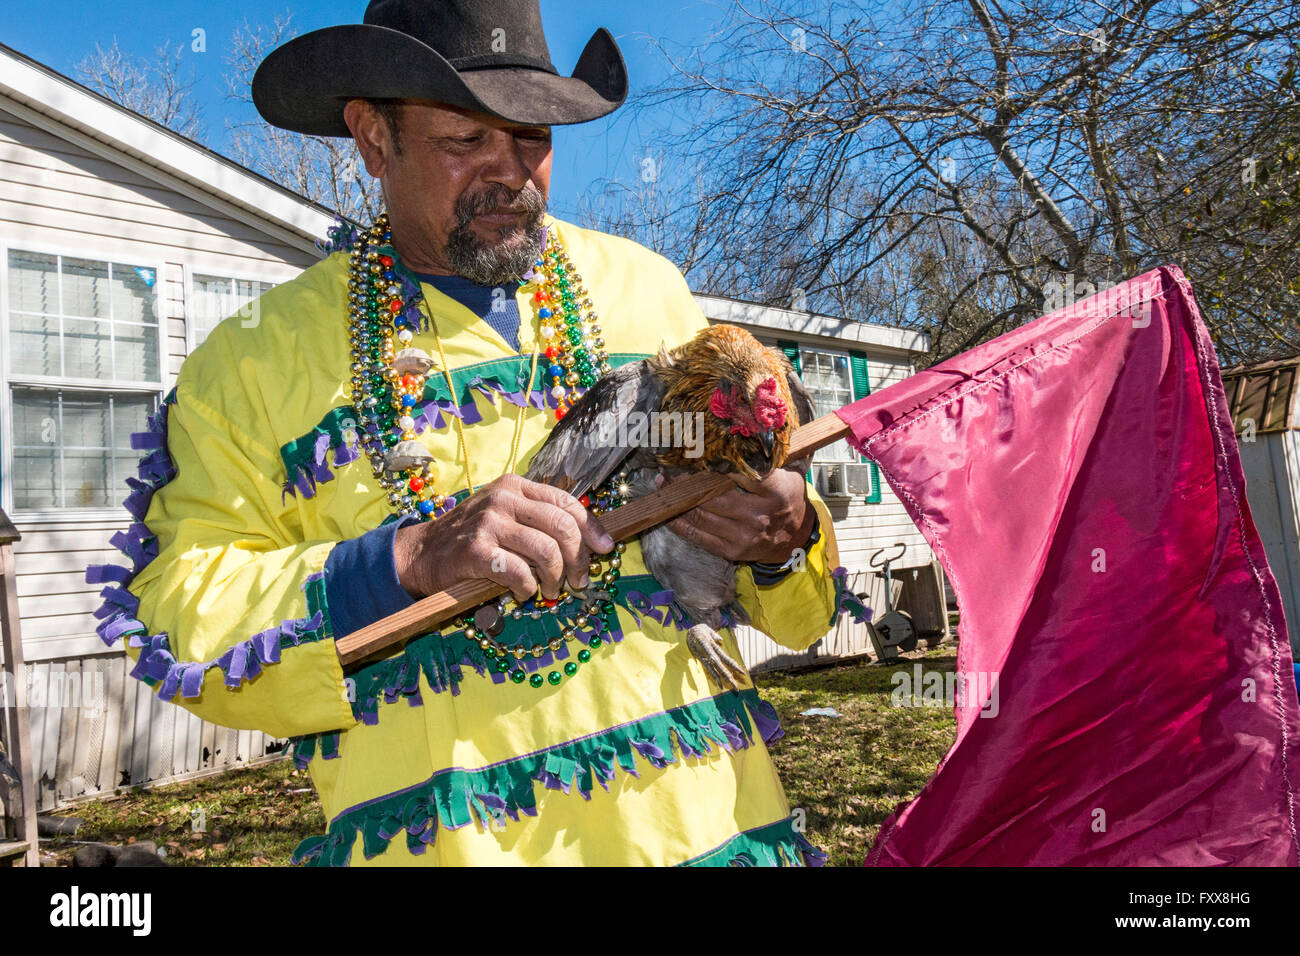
[{"xmin": 89, "ymin": 216, "xmax": 861, "ymax": 866}]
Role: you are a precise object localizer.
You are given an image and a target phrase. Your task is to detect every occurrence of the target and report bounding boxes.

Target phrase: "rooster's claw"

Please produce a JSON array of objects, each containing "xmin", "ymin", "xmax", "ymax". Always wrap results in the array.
[{"xmin": 685, "ymin": 624, "xmax": 749, "ymax": 691}]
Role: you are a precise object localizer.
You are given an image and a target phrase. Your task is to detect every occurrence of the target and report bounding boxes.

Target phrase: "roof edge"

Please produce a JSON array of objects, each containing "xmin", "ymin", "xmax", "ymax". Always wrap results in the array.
[
  {"xmin": 0, "ymin": 41, "xmax": 338, "ymax": 250},
  {"xmin": 693, "ymin": 292, "xmax": 930, "ymax": 354}
]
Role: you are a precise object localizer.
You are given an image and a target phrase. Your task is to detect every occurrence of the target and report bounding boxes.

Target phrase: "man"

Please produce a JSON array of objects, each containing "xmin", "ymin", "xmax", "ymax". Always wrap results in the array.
[{"xmin": 95, "ymin": 0, "xmax": 849, "ymax": 866}]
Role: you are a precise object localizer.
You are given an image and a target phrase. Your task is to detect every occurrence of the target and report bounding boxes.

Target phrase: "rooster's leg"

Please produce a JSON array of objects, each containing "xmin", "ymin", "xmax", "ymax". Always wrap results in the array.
[{"xmin": 685, "ymin": 624, "xmax": 749, "ymax": 691}]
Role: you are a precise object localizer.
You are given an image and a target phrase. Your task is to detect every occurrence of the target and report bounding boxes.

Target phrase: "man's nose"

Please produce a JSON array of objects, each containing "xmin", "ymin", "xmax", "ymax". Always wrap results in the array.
[{"xmin": 480, "ymin": 129, "xmax": 533, "ymax": 192}]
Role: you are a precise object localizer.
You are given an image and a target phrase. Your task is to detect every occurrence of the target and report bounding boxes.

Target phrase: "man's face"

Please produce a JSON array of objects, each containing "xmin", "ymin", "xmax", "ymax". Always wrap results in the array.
[{"xmin": 345, "ymin": 99, "xmax": 553, "ymax": 284}]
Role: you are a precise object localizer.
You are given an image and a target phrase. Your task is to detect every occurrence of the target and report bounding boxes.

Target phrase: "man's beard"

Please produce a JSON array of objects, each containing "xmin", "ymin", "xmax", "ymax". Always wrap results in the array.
[{"xmin": 444, "ymin": 183, "xmax": 547, "ymax": 286}]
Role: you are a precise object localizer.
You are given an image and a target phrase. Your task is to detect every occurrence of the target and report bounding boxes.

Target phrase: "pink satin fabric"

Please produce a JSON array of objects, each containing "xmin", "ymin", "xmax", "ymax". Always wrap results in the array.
[{"xmin": 838, "ymin": 266, "xmax": 1300, "ymax": 866}]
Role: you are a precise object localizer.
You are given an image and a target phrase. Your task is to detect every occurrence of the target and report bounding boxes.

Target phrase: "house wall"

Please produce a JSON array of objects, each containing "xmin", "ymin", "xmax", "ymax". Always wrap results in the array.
[
  {"xmin": 0, "ymin": 104, "xmax": 318, "ymax": 665},
  {"xmin": 1239, "ymin": 431, "xmax": 1300, "ymax": 654},
  {"xmin": 0, "ymin": 102, "xmax": 320, "ymax": 809}
]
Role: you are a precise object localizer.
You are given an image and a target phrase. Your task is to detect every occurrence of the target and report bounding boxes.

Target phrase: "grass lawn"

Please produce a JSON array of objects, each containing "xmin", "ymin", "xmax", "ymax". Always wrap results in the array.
[
  {"xmin": 39, "ymin": 649, "xmax": 958, "ymax": 867},
  {"xmin": 41, "ymin": 760, "xmax": 326, "ymax": 867},
  {"xmin": 757, "ymin": 648, "xmax": 959, "ymax": 866}
]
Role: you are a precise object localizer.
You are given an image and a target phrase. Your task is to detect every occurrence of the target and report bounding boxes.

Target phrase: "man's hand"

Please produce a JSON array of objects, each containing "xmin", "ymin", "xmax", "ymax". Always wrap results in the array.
[
  {"xmin": 665, "ymin": 468, "xmax": 814, "ymax": 565},
  {"xmin": 393, "ymin": 473, "xmax": 614, "ymax": 601}
]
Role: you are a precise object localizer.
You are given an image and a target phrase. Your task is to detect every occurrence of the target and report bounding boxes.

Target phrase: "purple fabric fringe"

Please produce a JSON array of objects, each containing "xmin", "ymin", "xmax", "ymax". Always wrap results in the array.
[
  {"xmin": 747, "ymin": 698, "xmax": 785, "ymax": 745},
  {"xmin": 316, "ymin": 219, "xmax": 361, "ymax": 257},
  {"xmin": 126, "ymin": 599, "xmax": 327, "ymax": 701},
  {"xmin": 87, "ymin": 396, "xmax": 334, "ymax": 703},
  {"xmin": 831, "ymin": 566, "xmax": 874, "ymax": 624}
]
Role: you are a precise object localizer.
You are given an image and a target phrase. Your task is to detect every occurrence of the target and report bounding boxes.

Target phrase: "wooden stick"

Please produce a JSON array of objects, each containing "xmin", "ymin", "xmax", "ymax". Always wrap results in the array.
[{"xmin": 336, "ymin": 411, "xmax": 855, "ymax": 667}]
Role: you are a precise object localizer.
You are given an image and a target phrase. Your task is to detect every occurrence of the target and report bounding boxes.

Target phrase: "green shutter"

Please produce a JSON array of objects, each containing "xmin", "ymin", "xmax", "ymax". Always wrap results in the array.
[
  {"xmin": 778, "ymin": 341, "xmax": 802, "ymax": 374},
  {"xmin": 849, "ymin": 350, "xmax": 882, "ymax": 503},
  {"xmin": 848, "ymin": 351, "xmax": 870, "ymax": 401},
  {"xmin": 777, "ymin": 340, "xmax": 812, "ymax": 484}
]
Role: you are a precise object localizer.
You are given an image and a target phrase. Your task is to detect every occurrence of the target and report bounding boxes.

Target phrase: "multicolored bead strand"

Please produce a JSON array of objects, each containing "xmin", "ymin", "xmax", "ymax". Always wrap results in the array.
[
  {"xmin": 339, "ymin": 213, "xmax": 633, "ymax": 691},
  {"xmin": 530, "ymin": 239, "xmax": 612, "ymax": 421},
  {"xmin": 347, "ymin": 213, "xmax": 445, "ymax": 521},
  {"xmin": 458, "ymin": 541, "xmax": 627, "ymax": 688}
]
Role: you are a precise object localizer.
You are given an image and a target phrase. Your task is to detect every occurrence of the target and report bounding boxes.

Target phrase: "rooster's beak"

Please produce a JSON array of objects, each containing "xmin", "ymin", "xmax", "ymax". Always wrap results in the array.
[{"xmin": 759, "ymin": 429, "xmax": 775, "ymax": 459}]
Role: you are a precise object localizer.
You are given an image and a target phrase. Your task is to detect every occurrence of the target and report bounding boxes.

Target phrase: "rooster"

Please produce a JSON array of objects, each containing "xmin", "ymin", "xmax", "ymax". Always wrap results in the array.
[{"xmin": 524, "ymin": 324, "xmax": 815, "ymax": 690}]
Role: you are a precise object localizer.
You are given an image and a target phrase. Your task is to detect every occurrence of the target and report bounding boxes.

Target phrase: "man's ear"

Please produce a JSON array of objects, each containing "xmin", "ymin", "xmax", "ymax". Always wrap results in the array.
[{"xmin": 343, "ymin": 99, "xmax": 391, "ymax": 179}]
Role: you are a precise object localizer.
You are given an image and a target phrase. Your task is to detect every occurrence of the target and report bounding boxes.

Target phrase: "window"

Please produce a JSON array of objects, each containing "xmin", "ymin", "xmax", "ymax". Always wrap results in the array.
[
  {"xmin": 3, "ymin": 248, "xmax": 163, "ymax": 513},
  {"xmin": 190, "ymin": 273, "xmax": 275, "ymax": 347},
  {"xmin": 9, "ymin": 251, "xmax": 159, "ymax": 382},
  {"xmin": 10, "ymin": 387, "xmax": 155, "ymax": 510},
  {"xmin": 779, "ymin": 339, "xmax": 883, "ymax": 503},
  {"xmin": 798, "ymin": 348, "xmax": 858, "ymax": 464}
]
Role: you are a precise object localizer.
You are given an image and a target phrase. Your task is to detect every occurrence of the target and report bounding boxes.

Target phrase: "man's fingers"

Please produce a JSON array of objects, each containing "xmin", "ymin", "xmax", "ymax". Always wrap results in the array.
[
  {"xmin": 670, "ymin": 506, "xmax": 742, "ymax": 543},
  {"xmin": 667, "ymin": 512, "xmax": 734, "ymax": 559},
  {"xmin": 508, "ymin": 497, "xmax": 592, "ymax": 591},
  {"xmin": 724, "ymin": 469, "xmax": 769, "ymax": 494},
  {"xmin": 682, "ymin": 485, "xmax": 759, "ymax": 520},
  {"xmin": 479, "ymin": 546, "xmax": 539, "ymax": 603},
  {"xmin": 513, "ymin": 476, "xmax": 616, "ymax": 554},
  {"xmin": 495, "ymin": 522, "xmax": 568, "ymax": 599}
]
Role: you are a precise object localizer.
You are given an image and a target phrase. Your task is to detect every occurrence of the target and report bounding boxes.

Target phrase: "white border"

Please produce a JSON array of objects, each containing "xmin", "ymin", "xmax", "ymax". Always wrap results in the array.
[{"xmin": 694, "ymin": 292, "xmax": 930, "ymax": 355}]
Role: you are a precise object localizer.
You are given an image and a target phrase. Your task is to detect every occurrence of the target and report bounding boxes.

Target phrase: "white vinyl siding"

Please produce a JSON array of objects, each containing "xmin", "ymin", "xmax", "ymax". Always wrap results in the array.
[
  {"xmin": 0, "ymin": 102, "xmax": 318, "ymax": 675},
  {"xmin": 0, "ymin": 109, "xmax": 307, "ymax": 384}
]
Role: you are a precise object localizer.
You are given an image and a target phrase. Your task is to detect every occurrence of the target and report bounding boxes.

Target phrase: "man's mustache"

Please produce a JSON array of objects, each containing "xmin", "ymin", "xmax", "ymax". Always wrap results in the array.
[{"xmin": 455, "ymin": 184, "xmax": 546, "ymax": 227}]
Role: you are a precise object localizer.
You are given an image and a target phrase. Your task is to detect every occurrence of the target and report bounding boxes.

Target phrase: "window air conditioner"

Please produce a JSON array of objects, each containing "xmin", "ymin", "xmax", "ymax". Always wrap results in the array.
[
  {"xmin": 815, "ymin": 463, "xmax": 873, "ymax": 497},
  {"xmin": 844, "ymin": 463, "xmax": 874, "ymax": 496}
]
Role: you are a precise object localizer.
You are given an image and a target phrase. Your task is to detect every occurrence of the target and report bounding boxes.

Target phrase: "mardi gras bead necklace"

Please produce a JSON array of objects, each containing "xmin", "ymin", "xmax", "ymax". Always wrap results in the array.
[
  {"xmin": 459, "ymin": 531, "xmax": 627, "ymax": 687},
  {"xmin": 343, "ymin": 213, "xmax": 628, "ymax": 688},
  {"xmin": 346, "ymin": 213, "xmax": 614, "ymax": 519}
]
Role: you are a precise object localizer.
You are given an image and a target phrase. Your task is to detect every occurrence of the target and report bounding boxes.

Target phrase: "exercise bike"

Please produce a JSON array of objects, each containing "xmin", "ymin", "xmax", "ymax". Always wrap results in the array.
[{"xmin": 860, "ymin": 542, "xmax": 918, "ymax": 660}]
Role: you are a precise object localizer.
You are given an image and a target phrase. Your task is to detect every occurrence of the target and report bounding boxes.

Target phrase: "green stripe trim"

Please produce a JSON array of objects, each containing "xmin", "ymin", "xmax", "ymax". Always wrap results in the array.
[
  {"xmin": 279, "ymin": 352, "xmax": 651, "ymax": 479},
  {"xmin": 291, "ymin": 571, "xmax": 752, "ymax": 769},
  {"xmin": 304, "ymin": 573, "xmax": 334, "ymax": 642},
  {"xmin": 678, "ymin": 814, "xmax": 828, "ymax": 867},
  {"xmin": 291, "ymin": 686, "xmax": 775, "ymax": 867}
]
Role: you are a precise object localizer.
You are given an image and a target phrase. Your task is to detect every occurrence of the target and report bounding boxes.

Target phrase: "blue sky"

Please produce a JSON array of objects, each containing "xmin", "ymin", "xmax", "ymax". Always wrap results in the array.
[{"xmin": 2, "ymin": 0, "xmax": 729, "ymax": 219}]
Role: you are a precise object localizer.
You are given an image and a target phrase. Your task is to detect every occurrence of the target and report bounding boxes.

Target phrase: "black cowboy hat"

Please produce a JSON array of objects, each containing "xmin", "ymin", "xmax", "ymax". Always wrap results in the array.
[{"xmin": 252, "ymin": 0, "xmax": 628, "ymax": 136}]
